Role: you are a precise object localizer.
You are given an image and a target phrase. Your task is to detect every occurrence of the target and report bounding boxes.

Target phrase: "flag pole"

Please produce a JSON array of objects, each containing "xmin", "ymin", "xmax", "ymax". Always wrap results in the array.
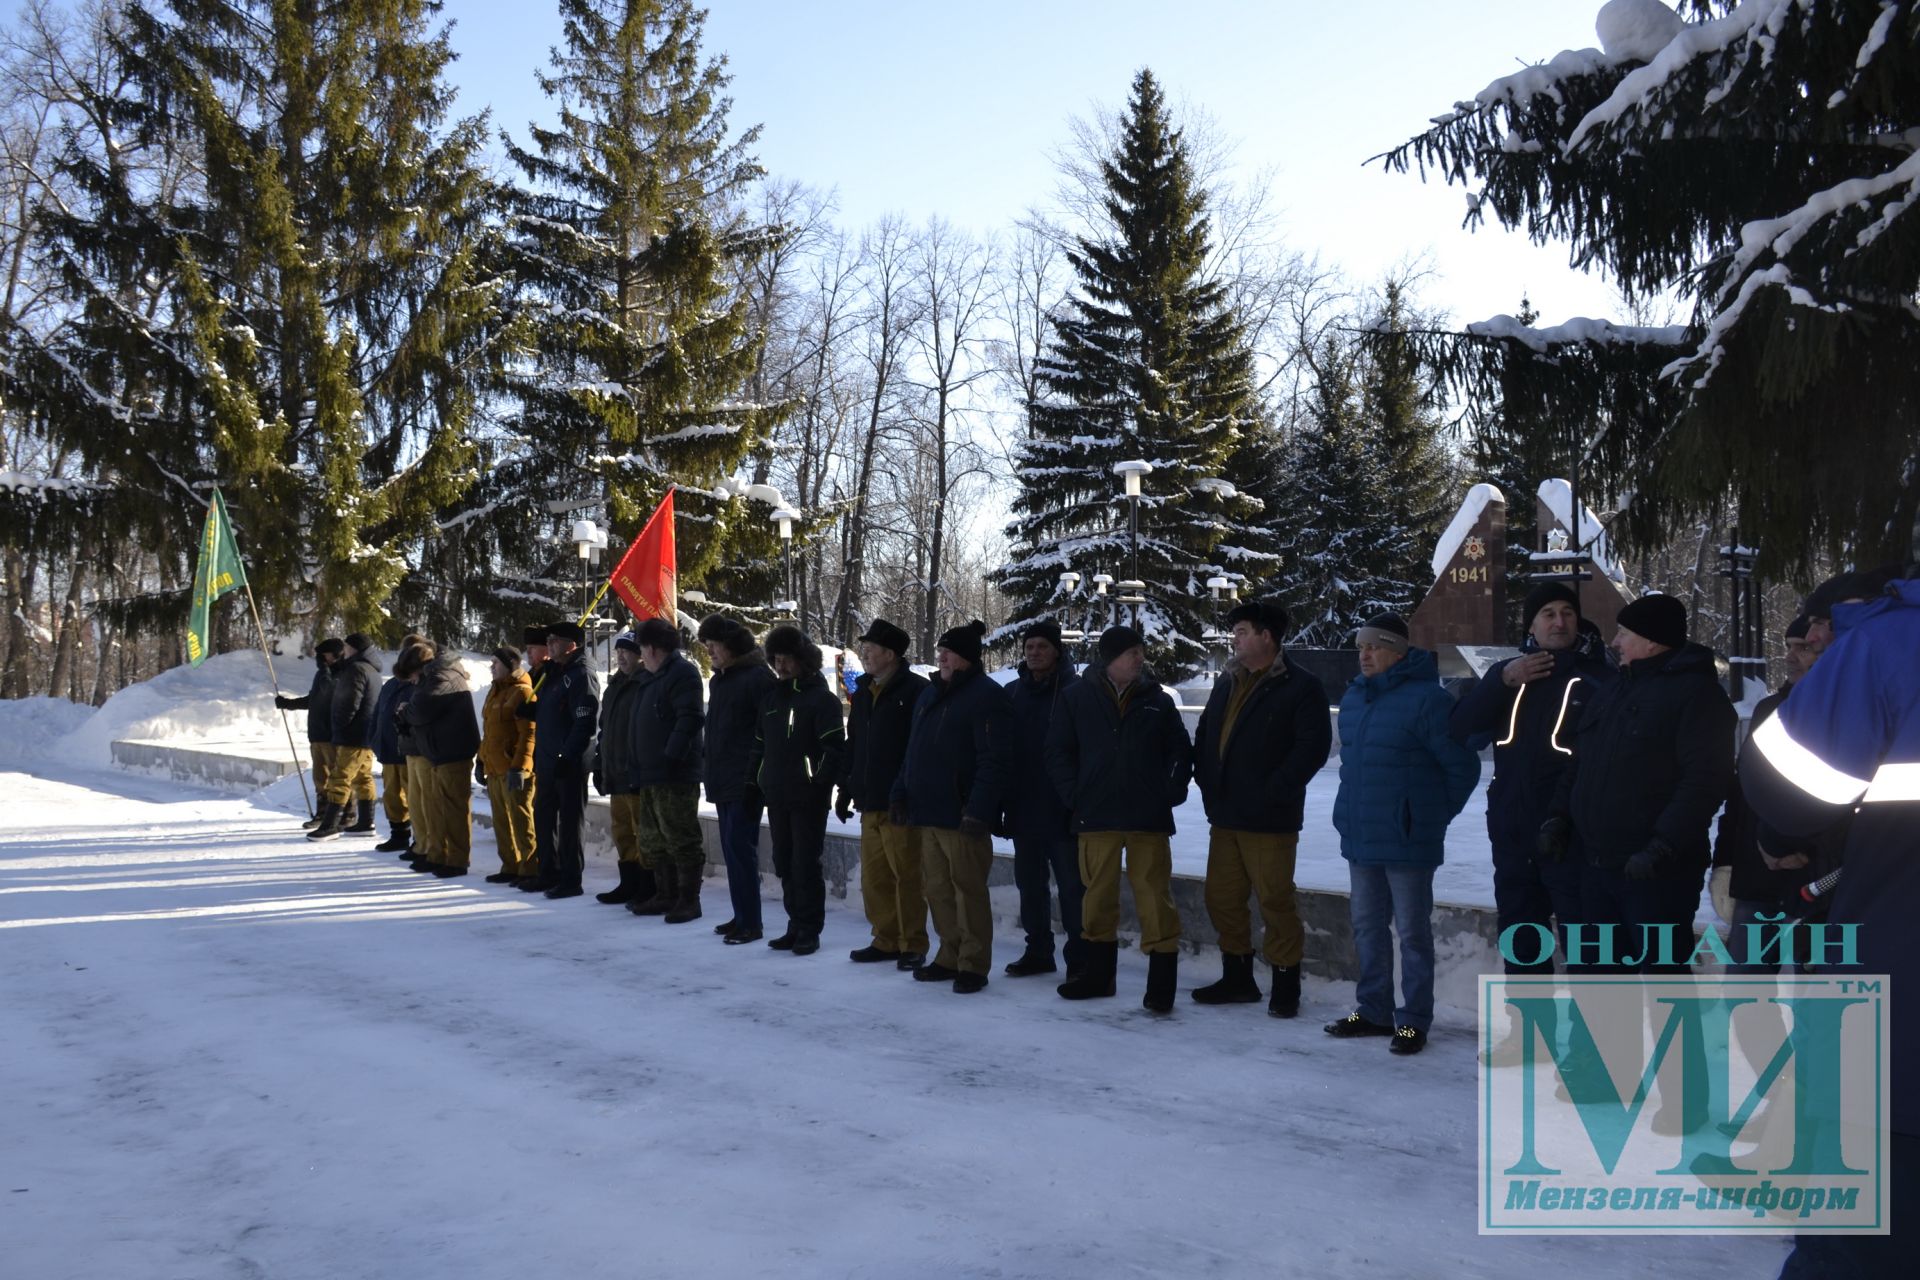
[{"xmin": 242, "ymin": 582, "xmax": 313, "ymax": 818}]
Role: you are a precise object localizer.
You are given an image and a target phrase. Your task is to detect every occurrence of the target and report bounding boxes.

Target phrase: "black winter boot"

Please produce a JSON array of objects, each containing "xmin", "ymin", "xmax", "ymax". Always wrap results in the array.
[
  {"xmin": 1143, "ymin": 952, "xmax": 1178, "ymax": 1014},
  {"xmin": 1267, "ymin": 964, "xmax": 1301, "ymax": 1019},
  {"xmin": 1003, "ymin": 946, "xmax": 1058, "ymax": 977},
  {"xmin": 628, "ymin": 860, "xmax": 676, "ymax": 916},
  {"xmin": 345, "ymin": 799, "xmax": 377, "ymax": 836},
  {"xmin": 1057, "ymin": 941, "xmax": 1118, "ymax": 1000},
  {"xmin": 1191, "ymin": 952, "xmax": 1262, "ymax": 1005},
  {"xmin": 375, "ymin": 822, "xmax": 411, "ymax": 853},
  {"xmin": 306, "ymin": 802, "xmax": 347, "ymax": 842},
  {"xmin": 664, "ymin": 866, "xmax": 704, "ymax": 924},
  {"xmin": 596, "ymin": 861, "xmax": 642, "ymax": 904}
]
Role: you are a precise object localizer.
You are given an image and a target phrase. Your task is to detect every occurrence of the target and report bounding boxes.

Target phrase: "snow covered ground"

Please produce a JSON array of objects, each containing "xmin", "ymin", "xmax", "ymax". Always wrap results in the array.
[{"xmin": 1, "ymin": 759, "xmax": 1786, "ymax": 1278}]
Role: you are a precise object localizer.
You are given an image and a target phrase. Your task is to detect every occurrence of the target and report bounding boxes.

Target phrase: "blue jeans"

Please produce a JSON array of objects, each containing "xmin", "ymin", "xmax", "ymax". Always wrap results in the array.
[
  {"xmin": 716, "ymin": 799, "xmax": 765, "ymax": 932},
  {"xmin": 1348, "ymin": 861, "xmax": 1437, "ymax": 1032},
  {"xmin": 1012, "ymin": 833, "xmax": 1087, "ymax": 971}
]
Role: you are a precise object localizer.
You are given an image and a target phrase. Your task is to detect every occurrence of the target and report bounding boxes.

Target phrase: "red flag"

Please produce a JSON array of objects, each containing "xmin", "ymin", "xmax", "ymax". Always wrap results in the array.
[{"xmin": 607, "ymin": 490, "xmax": 677, "ymax": 620}]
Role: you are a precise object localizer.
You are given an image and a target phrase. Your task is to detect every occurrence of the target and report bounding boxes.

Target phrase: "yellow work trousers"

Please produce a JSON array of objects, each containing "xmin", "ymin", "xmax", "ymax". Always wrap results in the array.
[
  {"xmin": 1079, "ymin": 831, "xmax": 1181, "ymax": 955},
  {"xmin": 921, "ymin": 826, "xmax": 994, "ymax": 976},
  {"xmin": 381, "ymin": 760, "xmax": 409, "ymax": 826},
  {"xmin": 420, "ymin": 758, "xmax": 473, "ymax": 868},
  {"xmin": 609, "ymin": 792, "xmax": 650, "ymax": 867},
  {"xmin": 487, "ymin": 774, "xmax": 536, "ymax": 875},
  {"xmin": 323, "ymin": 745, "xmax": 375, "ymax": 807},
  {"xmin": 860, "ymin": 812, "xmax": 929, "ymax": 953},
  {"xmin": 1204, "ymin": 829, "xmax": 1303, "ymax": 967},
  {"xmin": 310, "ymin": 741, "xmax": 335, "ymax": 806},
  {"xmin": 406, "ymin": 756, "xmax": 436, "ymax": 858}
]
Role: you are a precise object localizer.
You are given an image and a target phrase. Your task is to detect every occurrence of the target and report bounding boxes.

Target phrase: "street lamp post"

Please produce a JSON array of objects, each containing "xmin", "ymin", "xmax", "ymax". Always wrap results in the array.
[
  {"xmin": 1112, "ymin": 460, "xmax": 1153, "ymax": 629},
  {"xmin": 571, "ymin": 518, "xmax": 601, "ymax": 620},
  {"xmin": 771, "ymin": 506, "xmax": 800, "ymax": 618}
]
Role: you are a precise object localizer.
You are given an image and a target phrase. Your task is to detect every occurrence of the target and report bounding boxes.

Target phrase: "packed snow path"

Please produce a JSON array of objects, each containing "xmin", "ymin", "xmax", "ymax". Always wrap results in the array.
[{"xmin": 1, "ymin": 764, "xmax": 1784, "ymax": 1278}]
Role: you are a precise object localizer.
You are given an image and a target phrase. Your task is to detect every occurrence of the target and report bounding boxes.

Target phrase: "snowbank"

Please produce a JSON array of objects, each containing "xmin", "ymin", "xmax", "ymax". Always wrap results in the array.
[{"xmin": 0, "ymin": 697, "xmax": 96, "ymax": 767}]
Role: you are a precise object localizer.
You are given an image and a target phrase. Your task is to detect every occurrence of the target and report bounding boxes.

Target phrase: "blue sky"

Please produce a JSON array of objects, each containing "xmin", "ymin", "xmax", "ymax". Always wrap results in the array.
[{"xmin": 450, "ymin": 0, "xmax": 1631, "ymax": 328}]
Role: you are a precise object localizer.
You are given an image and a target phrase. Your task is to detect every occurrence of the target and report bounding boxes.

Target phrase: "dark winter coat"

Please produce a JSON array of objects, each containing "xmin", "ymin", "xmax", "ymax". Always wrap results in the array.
[
  {"xmin": 369, "ymin": 677, "xmax": 408, "ymax": 763},
  {"xmin": 1046, "ymin": 670, "xmax": 1194, "ymax": 835},
  {"xmin": 596, "ymin": 668, "xmax": 646, "ymax": 796},
  {"xmin": 1556, "ymin": 642, "xmax": 1736, "ymax": 875},
  {"xmin": 521, "ymin": 650, "xmax": 600, "ymax": 776},
  {"xmin": 403, "ymin": 655, "xmax": 481, "ymax": 766},
  {"xmin": 629, "ymin": 651, "xmax": 704, "ymax": 787},
  {"xmin": 840, "ymin": 662, "xmax": 931, "ymax": 813},
  {"xmin": 893, "ymin": 667, "xmax": 1014, "ymax": 831},
  {"xmin": 1712, "ymin": 685, "xmax": 1831, "ymax": 905},
  {"xmin": 284, "ymin": 659, "xmax": 334, "ymax": 743},
  {"xmin": 748, "ymin": 668, "xmax": 845, "ymax": 808},
  {"xmin": 1333, "ymin": 647, "xmax": 1482, "ymax": 866},
  {"xmin": 1193, "ymin": 656, "xmax": 1331, "ymax": 835},
  {"xmin": 327, "ymin": 650, "xmax": 380, "ymax": 748},
  {"xmin": 1450, "ymin": 638, "xmax": 1614, "ymax": 857},
  {"xmin": 704, "ymin": 648, "xmax": 775, "ymax": 804},
  {"xmin": 1002, "ymin": 662, "xmax": 1081, "ymax": 838},
  {"xmin": 392, "ymin": 682, "xmax": 422, "ymax": 759}
]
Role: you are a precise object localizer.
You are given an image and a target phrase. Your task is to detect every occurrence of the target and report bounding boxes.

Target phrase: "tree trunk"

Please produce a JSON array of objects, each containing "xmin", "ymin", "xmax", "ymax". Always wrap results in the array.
[{"xmin": 47, "ymin": 551, "xmax": 87, "ymax": 700}]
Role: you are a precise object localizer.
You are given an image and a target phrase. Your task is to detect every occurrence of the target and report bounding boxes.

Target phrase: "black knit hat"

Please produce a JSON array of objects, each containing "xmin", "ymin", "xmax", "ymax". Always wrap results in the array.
[
  {"xmin": 1784, "ymin": 614, "xmax": 1811, "ymax": 641},
  {"xmin": 1020, "ymin": 618, "xmax": 1064, "ymax": 652},
  {"xmin": 764, "ymin": 623, "xmax": 810, "ymax": 662},
  {"xmin": 493, "ymin": 644, "xmax": 522, "ymax": 669},
  {"xmin": 857, "ymin": 617, "xmax": 912, "ymax": 657},
  {"xmin": 315, "ymin": 637, "xmax": 345, "ymax": 656},
  {"xmin": 342, "ymin": 632, "xmax": 373, "ymax": 655},
  {"xmin": 696, "ymin": 614, "xmax": 756, "ymax": 658},
  {"xmin": 935, "ymin": 619, "xmax": 987, "ymax": 666},
  {"xmin": 1097, "ymin": 624, "xmax": 1145, "ymax": 663},
  {"xmin": 1616, "ymin": 594, "xmax": 1687, "ymax": 649},
  {"xmin": 635, "ymin": 616, "xmax": 679, "ymax": 651},
  {"xmin": 1224, "ymin": 598, "xmax": 1289, "ymax": 639},
  {"xmin": 522, "ymin": 625, "xmax": 549, "ymax": 647},
  {"xmin": 1522, "ymin": 582, "xmax": 1581, "ymax": 632},
  {"xmin": 546, "ymin": 620, "xmax": 585, "ymax": 646},
  {"xmin": 1803, "ymin": 566, "xmax": 1898, "ymax": 619}
]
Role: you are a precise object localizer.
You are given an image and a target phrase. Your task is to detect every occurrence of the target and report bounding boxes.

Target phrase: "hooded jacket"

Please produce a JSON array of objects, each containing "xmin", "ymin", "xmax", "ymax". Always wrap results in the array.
[
  {"xmin": 1556, "ymin": 642, "xmax": 1736, "ymax": 874},
  {"xmin": 629, "ymin": 650, "xmax": 704, "ymax": 788},
  {"xmin": 704, "ymin": 648, "xmax": 775, "ymax": 804},
  {"xmin": 1333, "ymin": 647, "xmax": 1482, "ymax": 866},
  {"xmin": 1002, "ymin": 661, "xmax": 1081, "ymax": 838},
  {"xmin": 1046, "ymin": 667, "xmax": 1193, "ymax": 835},
  {"xmin": 327, "ymin": 649, "xmax": 381, "ymax": 748},
  {"xmin": 840, "ymin": 661, "xmax": 932, "ymax": 814},
  {"xmin": 893, "ymin": 666, "xmax": 1014, "ymax": 830},
  {"xmin": 402, "ymin": 654, "xmax": 481, "ymax": 766},
  {"xmin": 479, "ymin": 669, "xmax": 536, "ymax": 777},
  {"xmin": 1193, "ymin": 655, "xmax": 1331, "ymax": 834},
  {"xmin": 748, "ymin": 659, "xmax": 845, "ymax": 808}
]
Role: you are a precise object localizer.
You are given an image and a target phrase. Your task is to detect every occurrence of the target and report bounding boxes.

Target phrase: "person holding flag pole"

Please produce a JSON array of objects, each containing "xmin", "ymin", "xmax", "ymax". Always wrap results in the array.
[{"xmin": 187, "ymin": 488, "xmax": 313, "ymax": 821}]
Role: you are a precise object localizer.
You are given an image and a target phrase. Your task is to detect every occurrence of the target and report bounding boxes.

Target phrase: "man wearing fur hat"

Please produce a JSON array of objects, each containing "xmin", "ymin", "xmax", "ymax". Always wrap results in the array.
[
  {"xmin": 518, "ymin": 620, "xmax": 600, "ymax": 898},
  {"xmin": 276, "ymin": 637, "xmax": 343, "ymax": 829},
  {"xmin": 750, "ymin": 625, "xmax": 845, "ymax": 955},
  {"xmin": 402, "ymin": 640, "xmax": 481, "ymax": 876},
  {"xmin": 838, "ymin": 618, "xmax": 932, "ymax": 969},
  {"xmin": 1000, "ymin": 618, "xmax": 1087, "ymax": 980},
  {"xmin": 892, "ymin": 620, "xmax": 1012, "ymax": 993},
  {"xmin": 592, "ymin": 630, "xmax": 657, "ymax": 907},
  {"xmin": 307, "ymin": 633, "xmax": 382, "ymax": 841},
  {"xmin": 622, "ymin": 617, "xmax": 706, "ymax": 923},
  {"xmin": 1190, "ymin": 600, "xmax": 1331, "ymax": 1017},
  {"xmin": 1049, "ymin": 624, "xmax": 1194, "ymax": 1012},
  {"xmin": 1450, "ymin": 582, "xmax": 1613, "ymax": 1050},
  {"xmin": 698, "ymin": 615, "xmax": 775, "ymax": 944}
]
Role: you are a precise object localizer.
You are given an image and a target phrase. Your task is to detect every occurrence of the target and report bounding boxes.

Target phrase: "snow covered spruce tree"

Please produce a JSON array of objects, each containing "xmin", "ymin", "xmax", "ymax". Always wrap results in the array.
[
  {"xmin": 1377, "ymin": 0, "xmax": 1920, "ymax": 574},
  {"xmin": 476, "ymin": 0, "xmax": 791, "ymax": 620},
  {"xmin": 995, "ymin": 69, "xmax": 1275, "ymax": 678},
  {"xmin": 6, "ymin": 0, "xmax": 504, "ymax": 638}
]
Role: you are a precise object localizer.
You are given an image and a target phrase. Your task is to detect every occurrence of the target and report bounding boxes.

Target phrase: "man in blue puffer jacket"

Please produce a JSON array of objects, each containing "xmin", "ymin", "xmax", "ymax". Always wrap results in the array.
[{"xmin": 1326, "ymin": 612, "xmax": 1481, "ymax": 1056}]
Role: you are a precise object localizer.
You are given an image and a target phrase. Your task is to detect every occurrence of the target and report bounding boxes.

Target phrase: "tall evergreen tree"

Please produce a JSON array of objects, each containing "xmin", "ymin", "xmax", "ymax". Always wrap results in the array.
[
  {"xmin": 480, "ymin": 0, "xmax": 791, "ymax": 624},
  {"xmin": 995, "ymin": 69, "xmax": 1272, "ymax": 678},
  {"xmin": 2, "ymin": 0, "xmax": 502, "ymax": 639},
  {"xmin": 1360, "ymin": 281, "xmax": 1460, "ymax": 561},
  {"xmin": 1378, "ymin": 0, "xmax": 1920, "ymax": 574}
]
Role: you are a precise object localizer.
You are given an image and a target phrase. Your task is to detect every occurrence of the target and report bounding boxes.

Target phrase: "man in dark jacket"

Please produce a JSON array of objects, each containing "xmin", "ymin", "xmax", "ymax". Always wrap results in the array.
[
  {"xmin": 623, "ymin": 617, "xmax": 705, "ymax": 923},
  {"xmin": 1449, "ymin": 583, "xmax": 1613, "ymax": 1042},
  {"xmin": 1544, "ymin": 594, "xmax": 1736, "ymax": 978},
  {"xmin": 276, "ymin": 638, "xmax": 343, "ymax": 828},
  {"xmin": 999, "ymin": 618, "xmax": 1086, "ymax": 980},
  {"xmin": 1326, "ymin": 614, "xmax": 1481, "ymax": 1056},
  {"xmin": 893, "ymin": 620, "xmax": 1011, "ymax": 994},
  {"xmin": 370, "ymin": 633, "xmax": 425, "ymax": 853},
  {"xmin": 593, "ymin": 632, "xmax": 655, "ymax": 907},
  {"xmin": 698, "ymin": 615, "xmax": 775, "ymax": 945},
  {"xmin": 403, "ymin": 645, "xmax": 481, "ymax": 876},
  {"xmin": 837, "ymin": 618, "xmax": 932, "ymax": 969},
  {"xmin": 1048, "ymin": 625, "xmax": 1194, "ymax": 1012},
  {"xmin": 749, "ymin": 625, "xmax": 844, "ymax": 955},
  {"xmin": 1190, "ymin": 599, "xmax": 1332, "ymax": 1017},
  {"xmin": 307, "ymin": 633, "xmax": 382, "ymax": 840},
  {"xmin": 518, "ymin": 620, "xmax": 599, "ymax": 899}
]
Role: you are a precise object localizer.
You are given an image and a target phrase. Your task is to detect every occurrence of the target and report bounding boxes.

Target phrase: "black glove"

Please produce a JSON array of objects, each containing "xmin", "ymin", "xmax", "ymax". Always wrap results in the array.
[
  {"xmin": 506, "ymin": 770, "xmax": 527, "ymax": 793},
  {"xmin": 1623, "ymin": 837, "xmax": 1672, "ymax": 881},
  {"xmin": 1537, "ymin": 817, "xmax": 1571, "ymax": 864},
  {"xmin": 474, "ymin": 760, "xmax": 487, "ymax": 787},
  {"xmin": 833, "ymin": 790, "xmax": 854, "ymax": 823},
  {"xmin": 958, "ymin": 815, "xmax": 989, "ymax": 839},
  {"xmin": 274, "ymin": 694, "xmax": 293, "ymax": 710}
]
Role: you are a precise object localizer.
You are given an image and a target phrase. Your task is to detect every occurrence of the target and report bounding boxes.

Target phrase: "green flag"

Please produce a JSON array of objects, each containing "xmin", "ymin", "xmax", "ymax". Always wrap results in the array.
[{"xmin": 187, "ymin": 489, "xmax": 248, "ymax": 666}]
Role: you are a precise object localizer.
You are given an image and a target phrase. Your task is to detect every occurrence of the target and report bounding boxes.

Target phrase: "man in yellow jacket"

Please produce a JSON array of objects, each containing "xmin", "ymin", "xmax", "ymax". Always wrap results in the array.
[{"xmin": 477, "ymin": 645, "xmax": 537, "ymax": 882}]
